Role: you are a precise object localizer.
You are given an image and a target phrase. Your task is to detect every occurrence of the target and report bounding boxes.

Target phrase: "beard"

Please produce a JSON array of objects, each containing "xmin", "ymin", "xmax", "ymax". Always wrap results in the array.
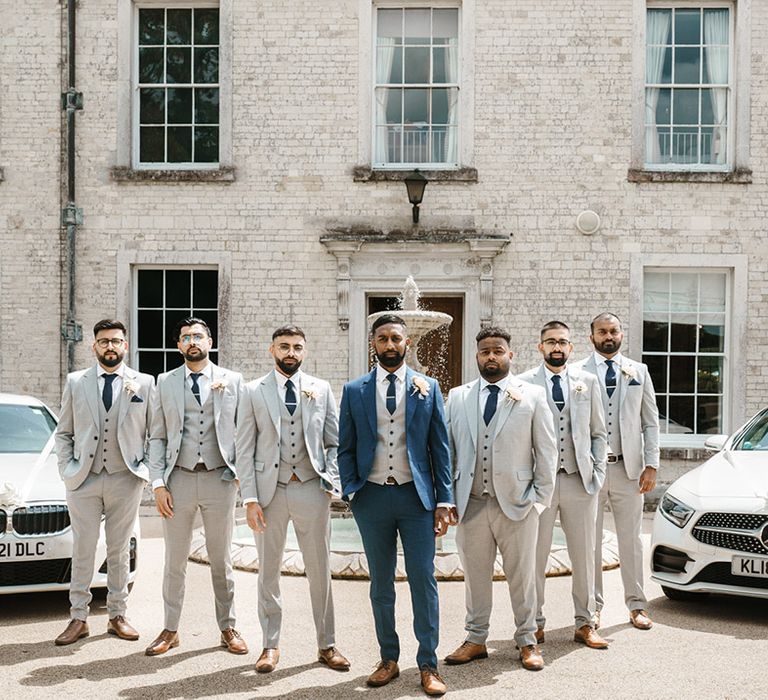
[
  {"xmin": 182, "ymin": 346, "xmax": 209, "ymax": 362},
  {"xmin": 546, "ymin": 353, "xmax": 567, "ymax": 368},
  {"xmin": 595, "ymin": 337, "xmax": 621, "ymax": 354},
  {"xmin": 377, "ymin": 349, "xmax": 406, "ymax": 369},
  {"xmin": 98, "ymin": 351, "xmax": 124, "ymax": 368},
  {"xmin": 478, "ymin": 361, "xmax": 508, "ymax": 382},
  {"xmin": 276, "ymin": 357, "xmax": 302, "ymax": 376}
]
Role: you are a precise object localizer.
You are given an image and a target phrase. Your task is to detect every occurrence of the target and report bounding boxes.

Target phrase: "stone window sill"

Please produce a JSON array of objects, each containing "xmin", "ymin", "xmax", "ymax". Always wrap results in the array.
[
  {"xmin": 110, "ymin": 166, "xmax": 236, "ymax": 183},
  {"xmin": 627, "ymin": 168, "xmax": 752, "ymax": 184},
  {"xmin": 352, "ymin": 166, "xmax": 478, "ymax": 183}
]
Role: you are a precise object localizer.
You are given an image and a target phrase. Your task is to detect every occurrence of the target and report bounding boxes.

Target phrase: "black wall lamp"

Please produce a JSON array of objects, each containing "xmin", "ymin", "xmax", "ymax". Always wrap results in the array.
[{"xmin": 404, "ymin": 170, "xmax": 428, "ymax": 224}]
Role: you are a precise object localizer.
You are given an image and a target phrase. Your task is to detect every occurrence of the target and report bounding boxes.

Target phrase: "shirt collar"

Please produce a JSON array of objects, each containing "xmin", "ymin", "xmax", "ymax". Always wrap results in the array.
[
  {"xmin": 274, "ymin": 368, "xmax": 302, "ymax": 389},
  {"xmin": 479, "ymin": 374, "xmax": 510, "ymax": 393},
  {"xmin": 376, "ymin": 363, "xmax": 407, "ymax": 384},
  {"xmin": 544, "ymin": 365, "xmax": 568, "ymax": 382},
  {"xmin": 97, "ymin": 363, "xmax": 125, "ymax": 379},
  {"xmin": 594, "ymin": 351, "xmax": 623, "ymax": 366},
  {"xmin": 185, "ymin": 362, "xmax": 212, "ymax": 380}
]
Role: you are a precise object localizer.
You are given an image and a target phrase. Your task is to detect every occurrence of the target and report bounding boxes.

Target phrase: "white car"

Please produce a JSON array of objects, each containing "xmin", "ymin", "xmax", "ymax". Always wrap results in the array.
[
  {"xmin": 651, "ymin": 407, "xmax": 768, "ymax": 600},
  {"xmin": 0, "ymin": 393, "xmax": 139, "ymax": 594}
]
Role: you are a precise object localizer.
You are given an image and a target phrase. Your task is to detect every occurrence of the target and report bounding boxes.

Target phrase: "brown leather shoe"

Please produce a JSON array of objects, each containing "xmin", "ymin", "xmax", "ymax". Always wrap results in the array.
[
  {"xmin": 420, "ymin": 666, "xmax": 447, "ymax": 696},
  {"xmin": 318, "ymin": 646, "xmax": 351, "ymax": 671},
  {"xmin": 519, "ymin": 644, "xmax": 544, "ymax": 671},
  {"xmin": 629, "ymin": 609, "xmax": 653, "ymax": 630},
  {"xmin": 366, "ymin": 660, "xmax": 400, "ymax": 687},
  {"xmin": 145, "ymin": 629, "xmax": 179, "ymax": 656},
  {"xmin": 55, "ymin": 619, "xmax": 89, "ymax": 646},
  {"xmin": 574, "ymin": 625, "xmax": 609, "ymax": 649},
  {"xmin": 107, "ymin": 616, "xmax": 139, "ymax": 641},
  {"xmin": 220, "ymin": 628, "xmax": 248, "ymax": 654},
  {"xmin": 535, "ymin": 627, "xmax": 545, "ymax": 644},
  {"xmin": 594, "ymin": 610, "xmax": 601, "ymax": 630},
  {"xmin": 255, "ymin": 648, "xmax": 280, "ymax": 673},
  {"xmin": 444, "ymin": 641, "xmax": 488, "ymax": 665}
]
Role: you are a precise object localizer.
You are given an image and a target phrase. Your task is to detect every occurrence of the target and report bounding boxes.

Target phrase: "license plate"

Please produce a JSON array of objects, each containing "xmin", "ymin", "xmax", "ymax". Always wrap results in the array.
[
  {"xmin": 0, "ymin": 540, "xmax": 46, "ymax": 560},
  {"xmin": 732, "ymin": 555, "xmax": 768, "ymax": 578}
]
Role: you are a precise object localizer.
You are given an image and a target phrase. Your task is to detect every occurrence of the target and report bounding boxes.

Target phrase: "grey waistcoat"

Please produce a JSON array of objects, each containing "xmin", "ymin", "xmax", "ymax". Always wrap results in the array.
[
  {"xmin": 369, "ymin": 388, "xmax": 412, "ymax": 485},
  {"xmin": 176, "ymin": 387, "xmax": 226, "ymax": 469},
  {"xmin": 471, "ymin": 407, "xmax": 498, "ymax": 497},
  {"xmin": 278, "ymin": 397, "xmax": 317, "ymax": 484},
  {"xmin": 92, "ymin": 389, "xmax": 128, "ymax": 474},
  {"xmin": 545, "ymin": 381, "xmax": 578, "ymax": 474},
  {"xmin": 600, "ymin": 376, "xmax": 624, "ymax": 456}
]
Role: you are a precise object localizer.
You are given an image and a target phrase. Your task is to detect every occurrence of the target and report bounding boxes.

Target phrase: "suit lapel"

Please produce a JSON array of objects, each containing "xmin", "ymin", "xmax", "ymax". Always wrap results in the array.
[
  {"xmin": 117, "ymin": 366, "xmax": 135, "ymax": 425},
  {"xmin": 174, "ymin": 366, "xmax": 186, "ymax": 425},
  {"xmin": 84, "ymin": 366, "xmax": 100, "ymax": 426},
  {"xmin": 300, "ymin": 375, "xmax": 313, "ymax": 435},
  {"xmin": 405, "ymin": 368, "xmax": 418, "ymax": 428},
  {"xmin": 464, "ymin": 381, "xmax": 480, "ymax": 449},
  {"xmin": 361, "ymin": 369, "xmax": 377, "ymax": 437},
  {"xmin": 260, "ymin": 372, "xmax": 281, "ymax": 433},
  {"xmin": 493, "ymin": 375, "xmax": 520, "ymax": 440},
  {"xmin": 618, "ymin": 358, "xmax": 631, "ymax": 408},
  {"xmin": 210, "ymin": 363, "xmax": 222, "ymax": 423},
  {"xmin": 567, "ymin": 371, "xmax": 580, "ymax": 432}
]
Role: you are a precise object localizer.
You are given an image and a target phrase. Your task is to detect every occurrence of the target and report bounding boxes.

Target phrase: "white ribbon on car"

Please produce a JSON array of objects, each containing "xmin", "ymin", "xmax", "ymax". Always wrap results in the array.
[{"xmin": 18, "ymin": 434, "xmax": 57, "ymax": 505}]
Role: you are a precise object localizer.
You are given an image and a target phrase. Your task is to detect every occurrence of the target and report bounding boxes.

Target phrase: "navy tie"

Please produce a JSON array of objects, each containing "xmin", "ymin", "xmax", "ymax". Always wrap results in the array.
[
  {"xmin": 483, "ymin": 384, "xmax": 500, "ymax": 426},
  {"xmin": 102, "ymin": 374, "xmax": 117, "ymax": 412},
  {"xmin": 551, "ymin": 375, "xmax": 565, "ymax": 412},
  {"xmin": 605, "ymin": 359, "xmax": 616, "ymax": 398},
  {"xmin": 190, "ymin": 372, "xmax": 202, "ymax": 405},
  {"xmin": 386, "ymin": 374, "xmax": 397, "ymax": 415},
  {"xmin": 285, "ymin": 379, "xmax": 297, "ymax": 415}
]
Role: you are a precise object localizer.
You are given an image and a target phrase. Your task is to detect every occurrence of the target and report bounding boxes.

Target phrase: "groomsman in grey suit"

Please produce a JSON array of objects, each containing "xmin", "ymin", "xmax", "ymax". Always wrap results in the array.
[
  {"xmin": 145, "ymin": 317, "xmax": 248, "ymax": 656},
  {"xmin": 54, "ymin": 319, "xmax": 153, "ymax": 646},
  {"xmin": 236, "ymin": 325, "xmax": 350, "ymax": 674},
  {"xmin": 444, "ymin": 327, "xmax": 557, "ymax": 671},
  {"xmin": 519, "ymin": 321, "xmax": 609, "ymax": 649},
  {"xmin": 574, "ymin": 313, "xmax": 659, "ymax": 631}
]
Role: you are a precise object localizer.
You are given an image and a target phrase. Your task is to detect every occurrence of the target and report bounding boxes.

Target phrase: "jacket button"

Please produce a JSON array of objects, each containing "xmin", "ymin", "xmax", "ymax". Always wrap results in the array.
[
  {"xmin": 274, "ymin": 464, "xmax": 278, "ymax": 468},
  {"xmin": 89, "ymin": 454, "xmax": 93, "ymax": 458},
  {"xmin": 94, "ymin": 436, "xmax": 98, "ymax": 440}
]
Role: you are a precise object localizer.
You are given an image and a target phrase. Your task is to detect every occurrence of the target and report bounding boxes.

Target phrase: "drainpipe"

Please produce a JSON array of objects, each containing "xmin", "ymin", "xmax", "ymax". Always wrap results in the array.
[{"xmin": 61, "ymin": 0, "xmax": 83, "ymax": 371}]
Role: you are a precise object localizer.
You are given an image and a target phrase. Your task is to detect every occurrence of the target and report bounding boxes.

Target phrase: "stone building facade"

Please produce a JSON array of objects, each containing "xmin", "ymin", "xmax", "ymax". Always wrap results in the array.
[{"xmin": 0, "ymin": 0, "xmax": 764, "ymax": 487}]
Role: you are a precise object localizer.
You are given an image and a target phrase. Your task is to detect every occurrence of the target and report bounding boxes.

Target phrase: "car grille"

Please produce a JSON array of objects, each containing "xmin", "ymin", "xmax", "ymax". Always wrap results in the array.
[
  {"xmin": 11, "ymin": 505, "xmax": 71, "ymax": 535},
  {"xmin": 0, "ymin": 557, "xmax": 72, "ymax": 586},
  {"xmin": 691, "ymin": 512, "xmax": 768, "ymax": 555},
  {"xmin": 691, "ymin": 562, "xmax": 768, "ymax": 591}
]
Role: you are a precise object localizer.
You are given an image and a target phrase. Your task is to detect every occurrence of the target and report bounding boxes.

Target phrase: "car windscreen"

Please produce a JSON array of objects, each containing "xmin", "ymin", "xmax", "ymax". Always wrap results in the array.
[
  {"xmin": 732, "ymin": 409, "xmax": 768, "ymax": 451},
  {"xmin": 0, "ymin": 404, "xmax": 57, "ymax": 453}
]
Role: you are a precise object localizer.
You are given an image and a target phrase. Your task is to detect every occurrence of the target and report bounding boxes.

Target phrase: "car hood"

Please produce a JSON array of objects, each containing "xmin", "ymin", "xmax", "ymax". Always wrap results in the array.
[
  {"xmin": 670, "ymin": 450, "xmax": 768, "ymax": 509},
  {"xmin": 0, "ymin": 437, "xmax": 63, "ymax": 505}
]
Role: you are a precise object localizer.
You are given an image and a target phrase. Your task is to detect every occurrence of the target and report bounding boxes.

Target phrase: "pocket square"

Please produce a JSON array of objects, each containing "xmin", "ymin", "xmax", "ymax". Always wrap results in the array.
[
  {"xmin": 628, "ymin": 379, "xmax": 642, "ymax": 386},
  {"xmin": 130, "ymin": 395, "xmax": 144, "ymax": 403}
]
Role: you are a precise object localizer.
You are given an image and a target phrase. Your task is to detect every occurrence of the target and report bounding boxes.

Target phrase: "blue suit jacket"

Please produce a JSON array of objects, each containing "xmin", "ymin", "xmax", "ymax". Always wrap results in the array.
[{"xmin": 338, "ymin": 367, "xmax": 452, "ymax": 511}]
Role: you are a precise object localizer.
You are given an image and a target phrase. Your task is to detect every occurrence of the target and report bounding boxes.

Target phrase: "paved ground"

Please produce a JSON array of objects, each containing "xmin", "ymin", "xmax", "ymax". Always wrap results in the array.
[{"xmin": 2, "ymin": 514, "xmax": 767, "ymax": 699}]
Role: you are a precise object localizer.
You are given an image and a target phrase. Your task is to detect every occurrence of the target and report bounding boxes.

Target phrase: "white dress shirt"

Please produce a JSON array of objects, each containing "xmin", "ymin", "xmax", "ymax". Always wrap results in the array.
[
  {"xmin": 593, "ymin": 351, "xmax": 623, "ymax": 388},
  {"xmin": 544, "ymin": 365, "xmax": 569, "ymax": 406},
  {"xmin": 185, "ymin": 362, "xmax": 212, "ymax": 405},
  {"xmin": 375, "ymin": 363, "xmax": 406, "ymax": 408},
  {"xmin": 274, "ymin": 368, "xmax": 302, "ymax": 401},
  {"xmin": 97, "ymin": 362, "xmax": 124, "ymax": 397},
  {"xmin": 478, "ymin": 374, "xmax": 510, "ymax": 415}
]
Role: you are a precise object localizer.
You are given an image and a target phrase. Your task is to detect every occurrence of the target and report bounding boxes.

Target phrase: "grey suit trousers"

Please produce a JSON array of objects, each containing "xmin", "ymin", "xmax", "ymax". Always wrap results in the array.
[
  {"xmin": 67, "ymin": 469, "xmax": 143, "ymax": 620},
  {"xmin": 162, "ymin": 467, "xmax": 237, "ymax": 631},
  {"xmin": 536, "ymin": 470, "xmax": 598, "ymax": 629},
  {"xmin": 456, "ymin": 495, "xmax": 539, "ymax": 648},
  {"xmin": 256, "ymin": 479, "xmax": 335, "ymax": 649},
  {"xmin": 595, "ymin": 461, "xmax": 647, "ymax": 612}
]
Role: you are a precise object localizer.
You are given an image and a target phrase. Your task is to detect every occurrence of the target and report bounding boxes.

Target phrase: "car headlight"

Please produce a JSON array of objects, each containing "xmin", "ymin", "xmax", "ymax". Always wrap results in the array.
[{"xmin": 660, "ymin": 493, "xmax": 695, "ymax": 529}]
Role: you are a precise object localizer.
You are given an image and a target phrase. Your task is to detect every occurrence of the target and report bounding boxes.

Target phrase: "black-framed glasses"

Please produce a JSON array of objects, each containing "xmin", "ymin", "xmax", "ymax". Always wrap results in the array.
[
  {"xmin": 95, "ymin": 338, "xmax": 126, "ymax": 348},
  {"xmin": 542, "ymin": 339, "xmax": 571, "ymax": 348}
]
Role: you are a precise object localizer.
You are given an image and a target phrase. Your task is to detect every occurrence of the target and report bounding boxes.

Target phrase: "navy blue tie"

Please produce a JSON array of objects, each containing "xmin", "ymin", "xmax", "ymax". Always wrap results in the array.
[
  {"xmin": 483, "ymin": 384, "xmax": 500, "ymax": 426},
  {"xmin": 285, "ymin": 379, "xmax": 297, "ymax": 415},
  {"xmin": 102, "ymin": 374, "xmax": 117, "ymax": 411},
  {"xmin": 551, "ymin": 375, "xmax": 565, "ymax": 412},
  {"xmin": 386, "ymin": 374, "xmax": 397, "ymax": 415},
  {"xmin": 605, "ymin": 359, "xmax": 616, "ymax": 398},
  {"xmin": 190, "ymin": 372, "xmax": 202, "ymax": 405}
]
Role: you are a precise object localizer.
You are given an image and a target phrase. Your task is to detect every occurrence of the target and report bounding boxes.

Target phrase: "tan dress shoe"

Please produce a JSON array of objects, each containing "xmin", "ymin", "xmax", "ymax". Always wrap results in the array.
[
  {"xmin": 107, "ymin": 616, "xmax": 139, "ymax": 641},
  {"xmin": 519, "ymin": 644, "xmax": 544, "ymax": 671},
  {"xmin": 574, "ymin": 625, "xmax": 609, "ymax": 649},
  {"xmin": 420, "ymin": 666, "xmax": 447, "ymax": 696},
  {"xmin": 255, "ymin": 648, "xmax": 280, "ymax": 673},
  {"xmin": 444, "ymin": 641, "xmax": 488, "ymax": 665},
  {"xmin": 630, "ymin": 609, "xmax": 653, "ymax": 630},
  {"xmin": 318, "ymin": 646, "xmax": 351, "ymax": 671},
  {"xmin": 366, "ymin": 660, "xmax": 400, "ymax": 687},
  {"xmin": 535, "ymin": 627, "xmax": 545, "ymax": 644},
  {"xmin": 220, "ymin": 628, "xmax": 248, "ymax": 654},
  {"xmin": 55, "ymin": 619, "xmax": 89, "ymax": 646},
  {"xmin": 145, "ymin": 629, "xmax": 179, "ymax": 656}
]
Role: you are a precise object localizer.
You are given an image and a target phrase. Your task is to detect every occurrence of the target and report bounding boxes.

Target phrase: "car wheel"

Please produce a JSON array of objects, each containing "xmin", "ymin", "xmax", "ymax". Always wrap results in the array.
[{"xmin": 661, "ymin": 585, "xmax": 708, "ymax": 601}]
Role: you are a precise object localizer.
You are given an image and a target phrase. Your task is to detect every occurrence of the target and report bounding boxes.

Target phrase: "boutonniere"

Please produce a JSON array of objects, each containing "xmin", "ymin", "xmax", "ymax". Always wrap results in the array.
[
  {"xmin": 123, "ymin": 379, "xmax": 140, "ymax": 396},
  {"xmin": 572, "ymin": 381, "xmax": 588, "ymax": 394},
  {"xmin": 505, "ymin": 387, "xmax": 523, "ymax": 403},
  {"xmin": 302, "ymin": 388, "xmax": 318, "ymax": 401},
  {"xmin": 411, "ymin": 376, "xmax": 430, "ymax": 398},
  {"xmin": 211, "ymin": 380, "xmax": 229, "ymax": 392},
  {"xmin": 620, "ymin": 365, "xmax": 637, "ymax": 381}
]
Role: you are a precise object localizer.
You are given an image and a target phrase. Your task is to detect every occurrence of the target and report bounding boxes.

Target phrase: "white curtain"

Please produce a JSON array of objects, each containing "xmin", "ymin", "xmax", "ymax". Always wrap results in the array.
[
  {"xmin": 443, "ymin": 38, "xmax": 459, "ymax": 164},
  {"xmin": 645, "ymin": 11, "xmax": 671, "ymax": 165},
  {"xmin": 375, "ymin": 38, "xmax": 396, "ymax": 164},
  {"xmin": 704, "ymin": 9, "xmax": 729, "ymax": 165}
]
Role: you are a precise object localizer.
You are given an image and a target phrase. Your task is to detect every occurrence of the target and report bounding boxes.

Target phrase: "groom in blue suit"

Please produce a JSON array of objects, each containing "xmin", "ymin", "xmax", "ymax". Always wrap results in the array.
[{"xmin": 339, "ymin": 314, "xmax": 453, "ymax": 697}]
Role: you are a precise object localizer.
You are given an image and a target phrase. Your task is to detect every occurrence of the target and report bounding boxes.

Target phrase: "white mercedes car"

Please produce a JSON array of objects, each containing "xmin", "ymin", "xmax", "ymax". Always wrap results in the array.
[
  {"xmin": 0, "ymin": 392, "xmax": 139, "ymax": 594},
  {"xmin": 651, "ymin": 407, "xmax": 768, "ymax": 600}
]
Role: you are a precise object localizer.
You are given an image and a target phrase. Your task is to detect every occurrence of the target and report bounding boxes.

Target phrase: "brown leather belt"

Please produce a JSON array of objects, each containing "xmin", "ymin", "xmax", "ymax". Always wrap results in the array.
[{"xmin": 606, "ymin": 454, "xmax": 623, "ymax": 463}]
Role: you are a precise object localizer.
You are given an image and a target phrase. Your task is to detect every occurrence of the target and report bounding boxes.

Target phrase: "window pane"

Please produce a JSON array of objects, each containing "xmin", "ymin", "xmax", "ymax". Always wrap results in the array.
[
  {"xmin": 377, "ymin": 88, "xmax": 402, "ymax": 124},
  {"xmin": 168, "ymin": 126, "xmax": 192, "ymax": 162},
  {"xmin": 403, "ymin": 126, "xmax": 429, "ymax": 163},
  {"xmin": 377, "ymin": 46, "xmax": 402, "ymax": 83},
  {"xmin": 674, "ymin": 47, "xmax": 700, "ymax": 84},
  {"xmin": 193, "ymin": 270, "xmax": 218, "ymax": 307},
  {"xmin": 669, "ymin": 355, "xmax": 695, "ymax": 392},
  {"xmin": 644, "ymin": 354, "xmax": 668, "ymax": 393},
  {"xmin": 194, "ymin": 8, "xmax": 219, "ymax": 45},
  {"xmin": 139, "ymin": 48, "xmax": 164, "ymax": 83},
  {"xmin": 166, "ymin": 9, "xmax": 191, "ymax": 45},
  {"xmin": 167, "ymin": 88, "xmax": 192, "ymax": 124},
  {"xmin": 139, "ymin": 8, "xmax": 164, "ymax": 45},
  {"xmin": 668, "ymin": 395, "xmax": 695, "ymax": 433},
  {"xmin": 643, "ymin": 321, "xmax": 668, "ymax": 352},
  {"xmin": 646, "ymin": 46, "xmax": 672, "ymax": 83},
  {"xmin": 377, "ymin": 9, "xmax": 402, "ymax": 42},
  {"xmin": 166, "ymin": 270, "xmax": 191, "ymax": 308},
  {"xmin": 697, "ymin": 395, "xmax": 722, "ymax": 434},
  {"xmin": 140, "ymin": 88, "xmax": 165, "ymax": 124},
  {"xmin": 404, "ymin": 9, "xmax": 430, "ymax": 44},
  {"xmin": 404, "ymin": 47, "xmax": 429, "ymax": 84},
  {"xmin": 138, "ymin": 310, "xmax": 164, "ymax": 348},
  {"xmin": 195, "ymin": 310, "xmax": 218, "ymax": 346},
  {"xmin": 670, "ymin": 273, "xmax": 697, "ymax": 311},
  {"xmin": 655, "ymin": 88, "xmax": 671, "ymax": 125},
  {"xmin": 166, "ymin": 47, "xmax": 191, "ymax": 83},
  {"xmin": 647, "ymin": 9, "xmax": 672, "ymax": 44},
  {"xmin": 670, "ymin": 318, "xmax": 696, "ymax": 352},
  {"xmin": 674, "ymin": 9, "xmax": 701, "ymax": 45},
  {"xmin": 699, "ymin": 320, "xmax": 725, "ymax": 352},
  {"xmin": 195, "ymin": 88, "xmax": 219, "ymax": 124},
  {"xmin": 432, "ymin": 88, "xmax": 450, "ymax": 124},
  {"xmin": 671, "ymin": 127, "xmax": 698, "ymax": 163},
  {"xmin": 703, "ymin": 47, "xmax": 728, "ymax": 84},
  {"xmin": 138, "ymin": 351, "xmax": 166, "ymax": 377},
  {"xmin": 139, "ymin": 127, "xmax": 164, "ymax": 162},
  {"xmin": 403, "ymin": 89, "xmax": 429, "ymax": 123},
  {"xmin": 697, "ymin": 356, "xmax": 723, "ymax": 394},
  {"xmin": 194, "ymin": 47, "xmax": 219, "ymax": 83},
  {"xmin": 137, "ymin": 269, "xmax": 163, "ymax": 307},
  {"xmin": 194, "ymin": 127, "xmax": 218, "ymax": 162},
  {"xmin": 700, "ymin": 273, "xmax": 726, "ymax": 310},
  {"xmin": 672, "ymin": 89, "xmax": 698, "ymax": 124},
  {"xmin": 433, "ymin": 9, "xmax": 458, "ymax": 44}
]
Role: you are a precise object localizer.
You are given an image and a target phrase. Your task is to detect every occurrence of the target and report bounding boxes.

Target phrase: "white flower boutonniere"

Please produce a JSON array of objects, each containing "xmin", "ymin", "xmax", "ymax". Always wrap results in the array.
[
  {"xmin": 620, "ymin": 365, "xmax": 637, "ymax": 381},
  {"xmin": 123, "ymin": 379, "xmax": 140, "ymax": 396},
  {"xmin": 572, "ymin": 381, "xmax": 588, "ymax": 394},
  {"xmin": 211, "ymin": 380, "xmax": 229, "ymax": 392},
  {"xmin": 411, "ymin": 376, "xmax": 430, "ymax": 397},
  {"xmin": 505, "ymin": 387, "xmax": 523, "ymax": 403},
  {"xmin": 302, "ymin": 388, "xmax": 317, "ymax": 401}
]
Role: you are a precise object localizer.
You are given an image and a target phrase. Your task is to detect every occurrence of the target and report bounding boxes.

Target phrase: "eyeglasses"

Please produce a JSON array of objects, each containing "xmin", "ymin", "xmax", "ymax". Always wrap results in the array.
[
  {"xmin": 542, "ymin": 339, "xmax": 572, "ymax": 348},
  {"xmin": 180, "ymin": 333, "xmax": 208, "ymax": 345},
  {"xmin": 95, "ymin": 338, "xmax": 125, "ymax": 348}
]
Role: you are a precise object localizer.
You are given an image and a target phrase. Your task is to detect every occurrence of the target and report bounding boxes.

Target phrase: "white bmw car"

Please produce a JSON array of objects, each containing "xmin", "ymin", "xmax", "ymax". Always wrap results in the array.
[
  {"xmin": 651, "ymin": 407, "xmax": 768, "ymax": 600},
  {"xmin": 0, "ymin": 393, "xmax": 139, "ymax": 594}
]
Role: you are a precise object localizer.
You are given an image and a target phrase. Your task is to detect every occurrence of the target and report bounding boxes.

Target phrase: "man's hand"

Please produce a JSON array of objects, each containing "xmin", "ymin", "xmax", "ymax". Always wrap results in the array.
[
  {"xmin": 434, "ymin": 506, "xmax": 452, "ymax": 537},
  {"xmin": 448, "ymin": 506, "xmax": 459, "ymax": 526},
  {"xmin": 246, "ymin": 502, "xmax": 267, "ymax": 533},
  {"xmin": 638, "ymin": 466, "xmax": 657, "ymax": 494},
  {"xmin": 154, "ymin": 486, "xmax": 173, "ymax": 518}
]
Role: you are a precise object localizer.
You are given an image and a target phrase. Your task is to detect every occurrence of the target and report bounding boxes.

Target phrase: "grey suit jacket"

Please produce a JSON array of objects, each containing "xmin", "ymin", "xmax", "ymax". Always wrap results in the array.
[
  {"xmin": 573, "ymin": 354, "xmax": 660, "ymax": 480},
  {"xmin": 148, "ymin": 363, "xmax": 242, "ymax": 485},
  {"xmin": 236, "ymin": 371, "xmax": 340, "ymax": 506},
  {"xmin": 447, "ymin": 375, "xmax": 558, "ymax": 523},
  {"xmin": 55, "ymin": 365, "xmax": 154, "ymax": 491},
  {"xmin": 518, "ymin": 364, "xmax": 608, "ymax": 495}
]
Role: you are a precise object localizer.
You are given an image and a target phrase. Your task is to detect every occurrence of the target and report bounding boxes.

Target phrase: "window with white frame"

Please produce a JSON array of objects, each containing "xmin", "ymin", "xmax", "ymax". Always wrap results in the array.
[
  {"xmin": 642, "ymin": 269, "xmax": 728, "ymax": 435},
  {"xmin": 135, "ymin": 5, "xmax": 220, "ymax": 166},
  {"xmin": 645, "ymin": 4, "xmax": 731, "ymax": 169},
  {"xmin": 134, "ymin": 268, "xmax": 219, "ymax": 375},
  {"xmin": 373, "ymin": 5, "xmax": 459, "ymax": 168}
]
